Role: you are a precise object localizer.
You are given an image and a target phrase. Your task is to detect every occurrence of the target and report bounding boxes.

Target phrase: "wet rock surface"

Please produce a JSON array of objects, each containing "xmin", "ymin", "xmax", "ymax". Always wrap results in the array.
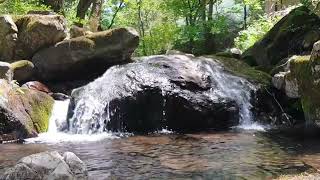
[{"xmin": 67, "ymin": 55, "xmax": 262, "ymax": 133}]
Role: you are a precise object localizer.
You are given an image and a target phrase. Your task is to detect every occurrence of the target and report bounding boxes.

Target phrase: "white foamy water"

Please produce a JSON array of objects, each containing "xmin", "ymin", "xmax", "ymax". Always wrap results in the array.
[
  {"xmin": 237, "ymin": 122, "xmax": 266, "ymax": 131},
  {"xmin": 26, "ymin": 100, "xmax": 117, "ymax": 144},
  {"xmin": 203, "ymin": 57, "xmax": 265, "ymax": 131}
]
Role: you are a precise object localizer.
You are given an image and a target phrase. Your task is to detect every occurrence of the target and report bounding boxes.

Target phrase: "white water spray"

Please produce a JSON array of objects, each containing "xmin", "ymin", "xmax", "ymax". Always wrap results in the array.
[
  {"xmin": 203, "ymin": 58, "xmax": 264, "ymax": 130},
  {"xmin": 26, "ymin": 100, "xmax": 116, "ymax": 144}
]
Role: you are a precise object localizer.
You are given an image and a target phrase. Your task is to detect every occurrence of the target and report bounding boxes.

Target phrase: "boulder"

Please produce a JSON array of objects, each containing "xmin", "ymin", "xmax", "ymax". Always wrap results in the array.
[
  {"xmin": 0, "ymin": 80, "xmax": 54, "ymax": 142},
  {"xmin": 14, "ymin": 15, "xmax": 67, "ymax": 60},
  {"xmin": 242, "ymin": 6, "xmax": 320, "ymax": 68},
  {"xmin": 289, "ymin": 41, "xmax": 320, "ymax": 125},
  {"xmin": 32, "ymin": 27, "xmax": 139, "ymax": 81},
  {"xmin": 69, "ymin": 25, "xmax": 91, "ymax": 38},
  {"xmin": 272, "ymin": 56, "xmax": 300, "ymax": 99},
  {"xmin": 1, "ymin": 151, "xmax": 88, "ymax": 180},
  {"xmin": 67, "ymin": 55, "xmax": 265, "ymax": 133},
  {"xmin": 0, "ymin": 16, "xmax": 18, "ymax": 62},
  {"xmin": 0, "ymin": 15, "xmax": 67, "ymax": 62}
]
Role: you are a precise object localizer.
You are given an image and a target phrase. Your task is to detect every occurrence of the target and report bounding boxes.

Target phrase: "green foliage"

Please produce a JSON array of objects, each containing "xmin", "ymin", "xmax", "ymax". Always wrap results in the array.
[
  {"xmin": 234, "ymin": 15, "xmax": 281, "ymax": 51},
  {"xmin": 0, "ymin": 0, "xmax": 49, "ymax": 14}
]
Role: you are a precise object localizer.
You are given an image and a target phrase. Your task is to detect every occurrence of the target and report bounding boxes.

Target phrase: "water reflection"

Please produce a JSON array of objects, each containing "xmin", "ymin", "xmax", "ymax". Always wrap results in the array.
[{"xmin": 0, "ymin": 131, "xmax": 319, "ymax": 179}]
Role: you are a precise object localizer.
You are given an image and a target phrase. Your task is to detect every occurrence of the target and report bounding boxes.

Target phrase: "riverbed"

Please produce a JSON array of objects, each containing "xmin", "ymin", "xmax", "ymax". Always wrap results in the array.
[{"xmin": 1, "ymin": 130, "xmax": 319, "ymax": 179}]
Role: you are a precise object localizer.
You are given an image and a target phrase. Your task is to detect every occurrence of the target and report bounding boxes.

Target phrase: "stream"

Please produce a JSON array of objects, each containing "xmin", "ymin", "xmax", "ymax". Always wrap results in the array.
[
  {"xmin": 1, "ymin": 130, "xmax": 320, "ymax": 179},
  {"xmin": 1, "ymin": 56, "xmax": 319, "ymax": 179}
]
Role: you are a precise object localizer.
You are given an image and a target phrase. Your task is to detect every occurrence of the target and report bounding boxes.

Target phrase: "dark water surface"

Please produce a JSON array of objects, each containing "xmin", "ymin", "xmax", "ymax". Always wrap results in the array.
[{"xmin": 1, "ymin": 131, "xmax": 320, "ymax": 179}]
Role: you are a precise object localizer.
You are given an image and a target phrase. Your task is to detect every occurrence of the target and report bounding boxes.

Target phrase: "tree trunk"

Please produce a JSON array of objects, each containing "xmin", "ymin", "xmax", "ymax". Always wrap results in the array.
[
  {"xmin": 76, "ymin": 0, "xmax": 95, "ymax": 27},
  {"xmin": 43, "ymin": 0, "xmax": 64, "ymax": 13},
  {"xmin": 89, "ymin": 0, "xmax": 104, "ymax": 32},
  {"xmin": 137, "ymin": 0, "xmax": 147, "ymax": 55},
  {"xmin": 244, "ymin": 4, "xmax": 247, "ymax": 29},
  {"xmin": 208, "ymin": 0, "xmax": 213, "ymax": 21},
  {"xmin": 200, "ymin": 0, "xmax": 206, "ymax": 22},
  {"xmin": 108, "ymin": 0, "xmax": 124, "ymax": 29}
]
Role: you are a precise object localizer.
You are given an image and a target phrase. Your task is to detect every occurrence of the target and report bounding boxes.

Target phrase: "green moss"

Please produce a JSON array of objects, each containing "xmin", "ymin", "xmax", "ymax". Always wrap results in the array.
[
  {"xmin": 290, "ymin": 55, "xmax": 312, "ymax": 88},
  {"xmin": 290, "ymin": 55, "xmax": 320, "ymax": 124},
  {"xmin": 207, "ymin": 55, "xmax": 272, "ymax": 86},
  {"xmin": 30, "ymin": 94, "xmax": 53, "ymax": 133},
  {"xmin": 19, "ymin": 88, "xmax": 54, "ymax": 133},
  {"xmin": 69, "ymin": 37, "xmax": 95, "ymax": 49},
  {"xmin": 215, "ymin": 52, "xmax": 235, "ymax": 58}
]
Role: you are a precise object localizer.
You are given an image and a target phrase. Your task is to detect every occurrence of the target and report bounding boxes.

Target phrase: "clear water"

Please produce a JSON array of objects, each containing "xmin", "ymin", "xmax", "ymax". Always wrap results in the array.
[
  {"xmin": 1, "ymin": 131, "xmax": 319, "ymax": 179},
  {"xmin": 2, "ymin": 56, "xmax": 316, "ymax": 179}
]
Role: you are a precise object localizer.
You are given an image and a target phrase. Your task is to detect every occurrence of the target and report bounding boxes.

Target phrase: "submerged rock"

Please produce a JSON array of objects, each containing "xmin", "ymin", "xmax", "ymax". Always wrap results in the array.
[
  {"xmin": 243, "ymin": 6, "xmax": 320, "ymax": 67},
  {"xmin": 67, "ymin": 55, "xmax": 262, "ymax": 133},
  {"xmin": 32, "ymin": 27, "xmax": 139, "ymax": 81},
  {"xmin": 0, "ymin": 80, "xmax": 54, "ymax": 142},
  {"xmin": 1, "ymin": 151, "xmax": 88, "ymax": 180}
]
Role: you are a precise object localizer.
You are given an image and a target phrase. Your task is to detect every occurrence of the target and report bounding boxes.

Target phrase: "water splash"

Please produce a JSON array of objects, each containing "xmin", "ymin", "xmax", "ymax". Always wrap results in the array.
[
  {"xmin": 28, "ymin": 55, "xmax": 266, "ymax": 144},
  {"xmin": 26, "ymin": 100, "xmax": 117, "ymax": 144},
  {"xmin": 202, "ymin": 58, "xmax": 264, "ymax": 130}
]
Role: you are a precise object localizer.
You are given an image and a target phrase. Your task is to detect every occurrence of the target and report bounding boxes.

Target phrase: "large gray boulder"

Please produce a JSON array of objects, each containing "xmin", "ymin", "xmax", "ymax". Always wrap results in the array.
[
  {"xmin": 1, "ymin": 151, "xmax": 88, "ymax": 180},
  {"xmin": 0, "ymin": 15, "xmax": 67, "ymax": 62},
  {"xmin": 32, "ymin": 27, "xmax": 139, "ymax": 81},
  {"xmin": 242, "ymin": 6, "xmax": 320, "ymax": 68}
]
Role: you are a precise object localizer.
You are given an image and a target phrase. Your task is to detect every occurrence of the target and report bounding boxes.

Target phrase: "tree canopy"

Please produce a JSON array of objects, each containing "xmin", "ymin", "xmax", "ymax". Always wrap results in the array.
[{"xmin": 0, "ymin": 0, "xmax": 312, "ymax": 56}]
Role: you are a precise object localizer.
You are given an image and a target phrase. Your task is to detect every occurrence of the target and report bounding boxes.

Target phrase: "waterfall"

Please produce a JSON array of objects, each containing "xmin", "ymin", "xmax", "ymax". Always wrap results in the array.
[
  {"xmin": 27, "ymin": 55, "xmax": 265, "ymax": 143},
  {"xmin": 48, "ymin": 99, "xmax": 70, "ymax": 133},
  {"xmin": 25, "ymin": 100, "xmax": 115, "ymax": 143},
  {"xmin": 202, "ymin": 58, "xmax": 264, "ymax": 130}
]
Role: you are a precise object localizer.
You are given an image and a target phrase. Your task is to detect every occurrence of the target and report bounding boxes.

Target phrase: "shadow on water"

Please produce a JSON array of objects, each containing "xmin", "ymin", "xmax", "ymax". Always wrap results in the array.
[{"xmin": 1, "ymin": 129, "xmax": 320, "ymax": 179}]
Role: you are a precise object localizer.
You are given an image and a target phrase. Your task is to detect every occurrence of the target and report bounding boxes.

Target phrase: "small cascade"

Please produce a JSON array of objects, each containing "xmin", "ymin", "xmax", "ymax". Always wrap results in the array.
[
  {"xmin": 26, "ymin": 100, "xmax": 115, "ymax": 143},
  {"xmin": 48, "ymin": 99, "xmax": 70, "ymax": 133},
  {"xmin": 202, "ymin": 58, "xmax": 263, "ymax": 130},
  {"xmin": 46, "ymin": 55, "xmax": 265, "ymax": 138}
]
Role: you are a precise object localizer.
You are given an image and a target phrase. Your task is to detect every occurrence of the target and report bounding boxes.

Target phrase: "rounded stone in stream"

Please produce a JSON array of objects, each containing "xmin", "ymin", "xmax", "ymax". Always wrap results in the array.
[
  {"xmin": 67, "ymin": 55, "xmax": 258, "ymax": 133},
  {"xmin": 1, "ymin": 151, "xmax": 88, "ymax": 180}
]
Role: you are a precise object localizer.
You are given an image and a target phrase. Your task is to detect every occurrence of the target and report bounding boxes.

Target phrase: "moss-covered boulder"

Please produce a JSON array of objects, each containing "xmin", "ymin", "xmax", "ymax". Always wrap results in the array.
[
  {"xmin": 242, "ymin": 6, "xmax": 320, "ymax": 68},
  {"xmin": 32, "ymin": 27, "xmax": 139, "ymax": 81},
  {"xmin": 207, "ymin": 55, "xmax": 272, "ymax": 87},
  {"xmin": 0, "ymin": 16, "xmax": 18, "ymax": 62},
  {"xmin": 289, "ymin": 41, "xmax": 320, "ymax": 125},
  {"xmin": 0, "ymin": 80, "xmax": 54, "ymax": 142},
  {"xmin": 0, "ymin": 15, "xmax": 67, "ymax": 62}
]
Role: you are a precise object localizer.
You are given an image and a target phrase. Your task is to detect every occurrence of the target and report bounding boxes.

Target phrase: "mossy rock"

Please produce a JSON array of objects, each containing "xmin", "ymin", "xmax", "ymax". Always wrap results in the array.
[
  {"xmin": 242, "ymin": 6, "xmax": 320, "ymax": 68},
  {"xmin": 32, "ymin": 27, "xmax": 139, "ymax": 81},
  {"xmin": 207, "ymin": 55, "xmax": 272, "ymax": 87},
  {"xmin": 0, "ymin": 80, "xmax": 54, "ymax": 141},
  {"xmin": 290, "ymin": 55, "xmax": 320, "ymax": 124}
]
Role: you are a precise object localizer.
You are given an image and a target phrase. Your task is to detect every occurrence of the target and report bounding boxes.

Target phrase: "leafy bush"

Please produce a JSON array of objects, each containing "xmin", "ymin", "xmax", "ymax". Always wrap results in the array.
[
  {"xmin": 234, "ymin": 15, "xmax": 281, "ymax": 51},
  {"xmin": 0, "ymin": 0, "xmax": 49, "ymax": 15}
]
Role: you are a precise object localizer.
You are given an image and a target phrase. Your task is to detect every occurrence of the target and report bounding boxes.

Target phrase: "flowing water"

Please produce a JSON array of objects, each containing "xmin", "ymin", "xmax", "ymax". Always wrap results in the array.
[
  {"xmin": 1, "ymin": 130, "xmax": 320, "ymax": 179},
  {"xmin": 1, "ymin": 56, "xmax": 319, "ymax": 178}
]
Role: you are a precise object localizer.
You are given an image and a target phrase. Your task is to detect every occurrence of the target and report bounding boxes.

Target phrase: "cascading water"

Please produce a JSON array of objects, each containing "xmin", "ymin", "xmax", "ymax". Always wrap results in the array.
[
  {"xmin": 202, "ymin": 58, "xmax": 264, "ymax": 130},
  {"xmin": 28, "ymin": 55, "xmax": 264, "ymax": 143}
]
